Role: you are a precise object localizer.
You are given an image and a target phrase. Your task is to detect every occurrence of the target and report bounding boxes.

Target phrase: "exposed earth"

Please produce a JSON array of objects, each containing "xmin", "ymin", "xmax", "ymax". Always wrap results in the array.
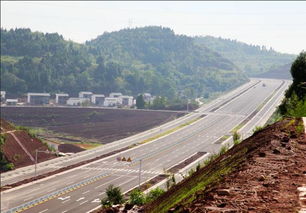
[
  {"xmin": 143, "ymin": 117, "xmax": 306, "ymax": 213},
  {"xmin": 0, "ymin": 119, "xmax": 55, "ymax": 171},
  {"xmin": 1, "ymin": 107, "xmax": 184, "ymax": 144}
]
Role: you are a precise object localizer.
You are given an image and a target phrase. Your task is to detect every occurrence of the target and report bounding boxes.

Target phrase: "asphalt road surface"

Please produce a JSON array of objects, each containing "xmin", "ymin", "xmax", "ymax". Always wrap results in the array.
[{"xmin": 1, "ymin": 78, "xmax": 291, "ymax": 213}]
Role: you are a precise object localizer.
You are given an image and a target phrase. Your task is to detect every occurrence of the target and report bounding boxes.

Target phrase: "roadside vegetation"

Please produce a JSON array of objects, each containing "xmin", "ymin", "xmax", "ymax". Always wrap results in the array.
[
  {"xmin": 0, "ymin": 134, "xmax": 14, "ymax": 172},
  {"xmin": 278, "ymin": 51, "xmax": 306, "ymax": 117},
  {"xmin": 101, "ymin": 185, "xmax": 165, "ymax": 208}
]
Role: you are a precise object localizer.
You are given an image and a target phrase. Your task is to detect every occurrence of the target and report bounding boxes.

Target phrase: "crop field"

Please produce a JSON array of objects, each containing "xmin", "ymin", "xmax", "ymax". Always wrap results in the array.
[{"xmin": 1, "ymin": 107, "xmax": 184, "ymax": 144}]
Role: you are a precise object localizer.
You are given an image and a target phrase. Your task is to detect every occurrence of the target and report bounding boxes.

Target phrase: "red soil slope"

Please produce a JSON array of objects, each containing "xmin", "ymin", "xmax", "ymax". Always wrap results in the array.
[
  {"xmin": 144, "ymin": 118, "xmax": 306, "ymax": 213},
  {"xmin": 1, "ymin": 119, "xmax": 55, "ymax": 170}
]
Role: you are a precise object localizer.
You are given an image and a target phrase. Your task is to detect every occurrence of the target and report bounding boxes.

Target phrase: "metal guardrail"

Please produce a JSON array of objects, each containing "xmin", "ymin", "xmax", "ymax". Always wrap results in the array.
[{"xmin": 5, "ymin": 172, "xmax": 109, "ymax": 213}]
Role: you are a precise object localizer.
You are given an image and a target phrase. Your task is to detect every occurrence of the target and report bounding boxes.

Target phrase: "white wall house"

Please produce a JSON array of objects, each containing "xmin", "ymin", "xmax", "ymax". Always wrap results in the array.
[
  {"xmin": 121, "ymin": 96, "xmax": 134, "ymax": 107},
  {"xmin": 143, "ymin": 93, "xmax": 154, "ymax": 103},
  {"xmin": 27, "ymin": 93, "xmax": 50, "ymax": 105},
  {"xmin": 79, "ymin": 91, "xmax": 93, "ymax": 99},
  {"xmin": 67, "ymin": 97, "xmax": 89, "ymax": 106},
  {"xmin": 109, "ymin": 92, "xmax": 122, "ymax": 98},
  {"xmin": 91, "ymin": 94, "xmax": 105, "ymax": 105},
  {"xmin": 104, "ymin": 97, "xmax": 119, "ymax": 107},
  {"xmin": 55, "ymin": 93, "xmax": 69, "ymax": 105},
  {"xmin": 6, "ymin": 99, "xmax": 18, "ymax": 105},
  {"xmin": 1, "ymin": 91, "xmax": 6, "ymax": 100}
]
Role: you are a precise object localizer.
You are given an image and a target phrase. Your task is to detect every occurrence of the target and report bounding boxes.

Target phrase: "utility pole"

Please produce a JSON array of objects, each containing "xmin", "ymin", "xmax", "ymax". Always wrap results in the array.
[
  {"xmin": 187, "ymin": 99, "xmax": 190, "ymax": 113},
  {"xmin": 138, "ymin": 159, "xmax": 142, "ymax": 189},
  {"xmin": 34, "ymin": 149, "xmax": 53, "ymax": 177}
]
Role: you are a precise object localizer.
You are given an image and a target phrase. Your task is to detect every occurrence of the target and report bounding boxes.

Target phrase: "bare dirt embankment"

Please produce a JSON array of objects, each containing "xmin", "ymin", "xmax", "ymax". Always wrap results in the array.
[
  {"xmin": 145, "ymin": 117, "xmax": 306, "ymax": 213},
  {"xmin": 1, "ymin": 107, "xmax": 184, "ymax": 144},
  {"xmin": 0, "ymin": 119, "xmax": 55, "ymax": 171}
]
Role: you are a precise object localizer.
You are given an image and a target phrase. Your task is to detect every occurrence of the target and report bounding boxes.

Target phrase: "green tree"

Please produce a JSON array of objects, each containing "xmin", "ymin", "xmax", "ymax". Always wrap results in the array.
[
  {"xmin": 129, "ymin": 189, "xmax": 145, "ymax": 205},
  {"xmin": 290, "ymin": 51, "xmax": 306, "ymax": 83},
  {"xmin": 101, "ymin": 184, "xmax": 124, "ymax": 207},
  {"xmin": 136, "ymin": 94, "xmax": 145, "ymax": 109},
  {"xmin": 145, "ymin": 187, "xmax": 165, "ymax": 203}
]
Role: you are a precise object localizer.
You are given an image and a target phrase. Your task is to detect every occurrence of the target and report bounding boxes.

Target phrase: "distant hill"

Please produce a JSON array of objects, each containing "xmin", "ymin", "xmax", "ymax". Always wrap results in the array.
[
  {"xmin": 255, "ymin": 63, "xmax": 292, "ymax": 79},
  {"xmin": 194, "ymin": 36, "xmax": 295, "ymax": 77},
  {"xmin": 86, "ymin": 26, "xmax": 247, "ymax": 97},
  {"xmin": 1, "ymin": 27, "xmax": 247, "ymax": 99}
]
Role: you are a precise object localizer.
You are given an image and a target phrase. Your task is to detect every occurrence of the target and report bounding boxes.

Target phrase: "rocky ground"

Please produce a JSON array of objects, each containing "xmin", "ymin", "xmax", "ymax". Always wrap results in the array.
[{"xmin": 167, "ymin": 118, "xmax": 306, "ymax": 213}]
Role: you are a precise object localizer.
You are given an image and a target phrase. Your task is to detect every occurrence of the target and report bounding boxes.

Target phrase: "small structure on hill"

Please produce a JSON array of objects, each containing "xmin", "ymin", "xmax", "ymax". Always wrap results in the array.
[
  {"xmin": 6, "ymin": 99, "xmax": 18, "ymax": 106},
  {"xmin": 0, "ymin": 91, "xmax": 6, "ymax": 103},
  {"xmin": 109, "ymin": 92, "xmax": 122, "ymax": 98},
  {"xmin": 27, "ymin": 93, "xmax": 50, "ymax": 105},
  {"xmin": 91, "ymin": 94, "xmax": 105, "ymax": 106},
  {"xmin": 79, "ymin": 91, "xmax": 93, "ymax": 99},
  {"xmin": 67, "ymin": 97, "xmax": 89, "ymax": 106},
  {"xmin": 55, "ymin": 93, "xmax": 69, "ymax": 105},
  {"xmin": 104, "ymin": 97, "xmax": 119, "ymax": 107},
  {"xmin": 121, "ymin": 96, "xmax": 134, "ymax": 107}
]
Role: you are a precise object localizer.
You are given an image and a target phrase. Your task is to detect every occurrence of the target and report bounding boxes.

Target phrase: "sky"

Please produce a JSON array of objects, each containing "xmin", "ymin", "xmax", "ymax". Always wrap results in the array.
[{"xmin": 1, "ymin": 1, "xmax": 306, "ymax": 54}]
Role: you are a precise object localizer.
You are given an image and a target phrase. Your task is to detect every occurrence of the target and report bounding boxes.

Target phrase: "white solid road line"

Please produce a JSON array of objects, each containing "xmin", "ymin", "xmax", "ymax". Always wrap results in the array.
[
  {"xmin": 62, "ymin": 199, "xmax": 70, "ymax": 204},
  {"xmin": 76, "ymin": 197, "xmax": 85, "ymax": 202},
  {"xmin": 79, "ymin": 200, "xmax": 88, "ymax": 206}
]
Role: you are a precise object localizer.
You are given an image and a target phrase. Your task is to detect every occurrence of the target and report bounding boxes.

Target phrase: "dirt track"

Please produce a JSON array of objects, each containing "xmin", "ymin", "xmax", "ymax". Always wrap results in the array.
[
  {"xmin": 1, "ymin": 107, "xmax": 184, "ymax": 144},
  {"xmin": 0, "ymin": 119, "xmax": 55, "ymax": 171}
]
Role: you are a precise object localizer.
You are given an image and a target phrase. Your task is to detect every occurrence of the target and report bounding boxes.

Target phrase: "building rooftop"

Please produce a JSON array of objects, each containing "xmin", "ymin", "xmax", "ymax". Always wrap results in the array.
[
  {"xmin": 92, "ymin": 94, "xmax": 105, "ymax": 97},
  {"xmin": 6, "ymin": 99, "xmax": 18, "ymax": 102},
  {"xmin": 55, "ymin": 93, "xmax": 69, "ymax": 96},
  {"xmin": 27, "ymin": 93, "xmax": 50, "ymax": 96}
]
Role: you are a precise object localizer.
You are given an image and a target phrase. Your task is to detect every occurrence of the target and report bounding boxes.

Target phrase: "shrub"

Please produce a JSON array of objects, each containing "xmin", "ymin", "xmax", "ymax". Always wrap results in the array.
[
  {"xmin": 253, "ymin": 126, "xmax": 263, "ymax": 134},
  {"xmin": 101, "ymin": 184, "xmax": 124, "ymax": 207},
  {"xmin": 146, "ymin": 187, "xmax": 165, "ymax": 203},
  {"xmin": 233, "ymin": 131, "xmax": 241, "ymax": 145},
  {"xmin": 196, "ymin": 163, "xmax": 201, "ymax": 172},
  {"xmin": 129, "ymin": 189, "xmax": 145, "ymax": 205},
  {"xmin": 4, "ymin": 163, "xmax": 14, "ymax": 170}
]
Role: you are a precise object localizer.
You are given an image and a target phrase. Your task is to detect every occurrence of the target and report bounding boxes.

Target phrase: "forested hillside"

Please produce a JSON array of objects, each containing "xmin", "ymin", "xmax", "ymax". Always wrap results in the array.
[
  {"xmin": 86, "ymin": 27, "xmax": 247, "ymax": 98},
  {"xmin": 1, "ymin": 27, "xmax": 248, "ymax": 99},
  {"xmin": 194, "ymin": 36, "xmax": 295, "ymax": 77}
]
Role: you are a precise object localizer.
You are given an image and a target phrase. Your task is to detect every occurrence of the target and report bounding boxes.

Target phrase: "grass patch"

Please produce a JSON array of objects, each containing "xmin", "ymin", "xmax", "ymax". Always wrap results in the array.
[{"xmin": 74, "ymin": 142, "xmax": 102, "ymax": 150}]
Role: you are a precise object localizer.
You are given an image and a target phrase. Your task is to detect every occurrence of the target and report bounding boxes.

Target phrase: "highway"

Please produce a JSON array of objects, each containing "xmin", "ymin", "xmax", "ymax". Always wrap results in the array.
[{"xmin": 1, "ymin": 78, "xmax": 291, "ymax": 213}]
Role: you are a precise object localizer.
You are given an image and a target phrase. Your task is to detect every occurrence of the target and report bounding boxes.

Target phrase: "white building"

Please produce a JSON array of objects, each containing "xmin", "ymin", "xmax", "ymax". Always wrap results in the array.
[
  {"xmin": 67, "ymin": 97, "xmax": 89, "ymax": 106},
  {"xmin": 91, "ymin": 94, "xmax": 105, "ymax": 105},
  {"xmin": 109, "ymin": 92, "xmax": 122, "ymax": 98},
  {"xmin": 121, "ymin": 96, "xmax": 134, "ymax": 107},
  {"xmin": 55, "ymin": 93, "xmax": 69, "ymax": 105},
  {"xmin": 27, "ymin": 93, "xmax": 50, "ymax": 105},
  {"xmin": 6, "ymin": 99, "xmax": 18, "ymax": 105},
  {"xmin": 1, "ymin": 91, "xmax": 6, "ymax": 101},
  {"xmin": 104, "ymin": 97, "xmax": 119, "ymax": 107},
  {"xmin": 79, "ymin": 91, "xmax": 93, "ymax": 99},
  {"xmin": 143, "ymin": 93, "xmax": 154, "ymax": 103}
]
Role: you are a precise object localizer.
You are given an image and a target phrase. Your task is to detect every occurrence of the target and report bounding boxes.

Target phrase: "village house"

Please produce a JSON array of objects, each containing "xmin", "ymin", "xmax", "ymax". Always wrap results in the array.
[
  {"xmin": 27, "ymin": 93, "xmax": 50, "ymax": 105},
  {"xmin": 120, "ymin": 96, "xmax": 134, "ymax": 107},
  {"xmin": 66, "ymin": 97, "xmax": 89, "ymax": 106},
  {"xmin": 104, "ymin": 97, "xmax": 119, "ymax": 107},
  {"xmin": 79, "ymin": 91, "xmax": 93, "ymax": 99},
  {"xmin": 1, "ymin": 91, "xmax": 6, "ymax": 103},
  {"xmin": 6, "ymin": 99, "xmax": 18, "ymax": 106},
  {"xmin": 109, "ymin": 92, "xmax": 122, "ymax": 98},
  {"xmin": 55, "ymin": 93, "xmax": 69, "ymax": 105},
  {"xmin": 91, "ymin": 94, "xmax": 105, "ymax": 106}
]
